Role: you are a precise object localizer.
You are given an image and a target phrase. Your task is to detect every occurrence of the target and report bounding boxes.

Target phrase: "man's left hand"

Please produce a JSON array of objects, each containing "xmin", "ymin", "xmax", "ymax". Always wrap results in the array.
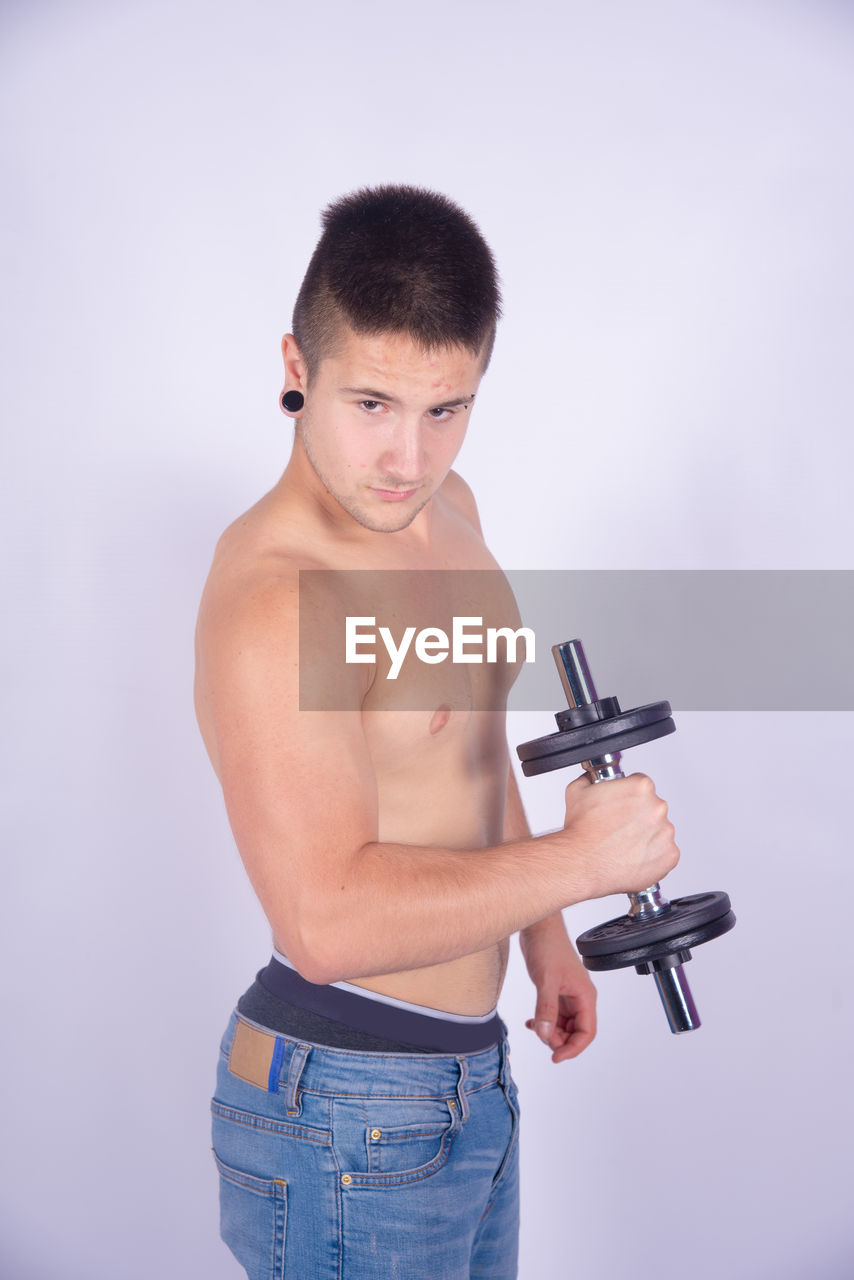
[{"xmin": 519, "ymin": 914, "xmax": 597, "ymax": 1063}]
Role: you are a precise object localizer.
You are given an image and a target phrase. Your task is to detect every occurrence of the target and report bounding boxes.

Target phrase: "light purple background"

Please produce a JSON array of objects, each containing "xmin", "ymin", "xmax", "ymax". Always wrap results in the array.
[{"xmin": 2, "ymin": 2, "xmax": 852, "ymax": 1276}]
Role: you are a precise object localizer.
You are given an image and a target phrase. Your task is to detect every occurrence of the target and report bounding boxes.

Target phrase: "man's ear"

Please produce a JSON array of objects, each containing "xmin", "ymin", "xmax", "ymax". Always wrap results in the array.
[
  {"xmin": 281, "ymin": 333, "xmax": 308, "ymax": 394},
  {"xmin": 279, "ymin": 335, "xmax": 308, "ymax": 418}
]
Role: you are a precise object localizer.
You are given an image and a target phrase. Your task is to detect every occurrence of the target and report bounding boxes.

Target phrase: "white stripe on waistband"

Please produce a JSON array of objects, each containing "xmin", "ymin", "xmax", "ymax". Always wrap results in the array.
[{"xmin": 271, "ymin": 948, "xmax": 499, "ymax": 1024}]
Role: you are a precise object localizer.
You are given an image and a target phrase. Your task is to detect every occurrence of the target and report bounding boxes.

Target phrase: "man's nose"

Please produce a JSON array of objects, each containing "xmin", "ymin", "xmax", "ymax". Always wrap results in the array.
[{"xmin": 378, "ymin": 420, "xmax": 426, "ymax": 479}]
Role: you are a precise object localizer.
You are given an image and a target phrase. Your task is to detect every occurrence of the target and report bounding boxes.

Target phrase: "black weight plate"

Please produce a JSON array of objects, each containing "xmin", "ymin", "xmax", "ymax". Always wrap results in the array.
[
  {"xmin": 576, "ymin": 892, "xmax": 733, "ymax": 957},
  {"xmin": 580, "ymin": 910, "xmax": 736, "ymax": 972},
  {"xmin": 517, "ymin": 702, "xmax": 674, "ymax": 776},
  {"xmin": 518, "ymin": 701, "xmax": 672, "ymax": 761},
  {"xmin": 519, "ymin": 717, "xmax": 676, "ymax": 775}
]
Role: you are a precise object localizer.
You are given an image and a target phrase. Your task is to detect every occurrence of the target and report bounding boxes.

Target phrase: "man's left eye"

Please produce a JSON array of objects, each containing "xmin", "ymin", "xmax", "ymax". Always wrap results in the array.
[{"xmin": 427, "ymin": 407, "xmax": 453, "ymax": 421}]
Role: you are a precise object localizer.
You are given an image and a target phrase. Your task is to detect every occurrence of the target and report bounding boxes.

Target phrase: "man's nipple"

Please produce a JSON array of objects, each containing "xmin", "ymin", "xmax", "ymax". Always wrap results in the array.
[{"xmin": 429, "ymin": 704, "xmax": 452, "ymax": 735}]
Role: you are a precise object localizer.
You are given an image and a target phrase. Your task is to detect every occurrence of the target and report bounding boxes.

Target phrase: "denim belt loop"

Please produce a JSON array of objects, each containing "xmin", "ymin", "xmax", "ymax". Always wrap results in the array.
[
  {"xmin": 454, "ymin": 1056, "xmax": 471, "ymax": 1122},
  {"xmin": 285, "ymin": 1043, "xmax": 311, "ymax": 1116}
]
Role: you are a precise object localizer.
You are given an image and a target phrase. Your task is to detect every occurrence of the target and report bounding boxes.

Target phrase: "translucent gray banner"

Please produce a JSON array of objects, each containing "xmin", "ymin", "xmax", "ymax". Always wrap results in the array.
[{"xmin": 298, "ymin": 570, "xmax": 854, "ymax": 711}]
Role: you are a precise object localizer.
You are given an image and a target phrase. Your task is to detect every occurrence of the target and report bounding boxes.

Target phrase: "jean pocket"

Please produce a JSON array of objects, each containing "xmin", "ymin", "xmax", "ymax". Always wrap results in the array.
[
  {"xmin": 333, "ymin": 1096, "xmax": 462, "ymax": 1188},
  {"xmin": 213, "ymin": 1151, "xmax": 287, "ymax": 1280}
]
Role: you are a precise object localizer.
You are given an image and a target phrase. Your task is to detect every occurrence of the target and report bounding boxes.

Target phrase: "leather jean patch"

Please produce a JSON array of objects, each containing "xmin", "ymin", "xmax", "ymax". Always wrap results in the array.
[{"xmin": 228, "ymin": 1018, "xmax": 281, "ymax": 1091}]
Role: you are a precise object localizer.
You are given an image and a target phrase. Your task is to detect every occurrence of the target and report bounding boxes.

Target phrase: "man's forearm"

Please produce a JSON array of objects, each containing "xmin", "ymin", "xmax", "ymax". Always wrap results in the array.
[
  {"xmin": 291, "ymin": 829, "xmax": 593, "ymax": 985},
  {"xmin": 504, "ymin": 760, "xmax": 567, "ymax": 945}
]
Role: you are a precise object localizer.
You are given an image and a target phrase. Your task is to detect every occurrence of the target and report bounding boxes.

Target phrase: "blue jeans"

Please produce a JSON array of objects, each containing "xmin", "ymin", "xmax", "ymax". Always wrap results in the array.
[{"xmin": 211, "ymin": 1010, "xmax": 521, "ymax": 1278}]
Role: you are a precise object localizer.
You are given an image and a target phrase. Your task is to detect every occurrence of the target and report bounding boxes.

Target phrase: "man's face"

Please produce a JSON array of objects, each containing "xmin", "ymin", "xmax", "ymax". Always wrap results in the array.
[{"xmin": 294, "ymin": 327, "xmax": 483, "ymax": 534}]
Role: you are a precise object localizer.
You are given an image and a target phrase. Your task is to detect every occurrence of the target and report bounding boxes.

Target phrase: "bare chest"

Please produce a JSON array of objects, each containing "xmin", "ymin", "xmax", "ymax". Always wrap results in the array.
[{"xmin": 355, "ymin": 566, "xmax": 523, "ymax": 763}]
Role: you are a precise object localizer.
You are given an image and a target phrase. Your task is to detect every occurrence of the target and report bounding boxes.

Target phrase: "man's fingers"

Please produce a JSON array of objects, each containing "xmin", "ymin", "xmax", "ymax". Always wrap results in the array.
[
  {"xmin": 555, "ymin": 1003, "xmax": 597, "ymax": 1060},
  {"xmin": 552, "ymin": 1023, "xmax": 595, "ymax": 1062},
  {"xmin": 531, "ymin": 998, "xmax": 559, "ymax": 1044},
  {"xmin": 565, "ymin": 771, "xmax": 592, "ymax": 796},
  {"xmin": 525, "ymin": 1015, "xmax": 558, "ymax": 1043}
]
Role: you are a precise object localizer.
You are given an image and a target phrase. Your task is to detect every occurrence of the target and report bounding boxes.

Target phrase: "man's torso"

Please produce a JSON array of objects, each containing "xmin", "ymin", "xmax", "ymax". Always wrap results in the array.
[{"xmin": 195, "ymin": 470, "xmax": 522, "ymax": 1015}]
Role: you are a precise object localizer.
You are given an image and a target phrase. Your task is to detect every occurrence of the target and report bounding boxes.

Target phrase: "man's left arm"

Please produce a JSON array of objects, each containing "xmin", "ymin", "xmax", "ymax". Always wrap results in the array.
[{"xmin": 506, "ymin": 762, "xmax": 598, "ymax": 1062}]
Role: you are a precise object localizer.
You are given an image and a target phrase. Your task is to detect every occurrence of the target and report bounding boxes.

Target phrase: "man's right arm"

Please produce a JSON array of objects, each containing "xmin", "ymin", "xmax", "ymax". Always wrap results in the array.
[{"xmin": 195, "ymin": 568, "xmax": 679, "ymax": 985}]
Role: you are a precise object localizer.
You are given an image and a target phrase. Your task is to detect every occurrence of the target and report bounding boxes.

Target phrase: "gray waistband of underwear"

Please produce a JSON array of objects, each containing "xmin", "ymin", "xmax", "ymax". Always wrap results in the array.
[{"xmin": 252, "ymin": 954, "xmax": 505, "ymax": 1054}]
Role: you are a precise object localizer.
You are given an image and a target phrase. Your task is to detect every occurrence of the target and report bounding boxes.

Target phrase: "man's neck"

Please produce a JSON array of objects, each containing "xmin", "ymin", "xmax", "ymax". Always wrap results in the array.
[{"xmin": 276, "ymin": 435, "xmax": 440, "ymax": 551}]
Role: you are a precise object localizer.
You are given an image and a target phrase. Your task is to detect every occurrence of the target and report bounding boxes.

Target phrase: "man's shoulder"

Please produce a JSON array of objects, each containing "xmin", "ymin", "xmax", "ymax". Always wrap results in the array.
[
  {"xmin": 198, "ymin": 509, "xmax": 320, "ymax": 654},
  {"xmin": 438, "ymin": 468, "xmax": 485, "ymax": 537}
]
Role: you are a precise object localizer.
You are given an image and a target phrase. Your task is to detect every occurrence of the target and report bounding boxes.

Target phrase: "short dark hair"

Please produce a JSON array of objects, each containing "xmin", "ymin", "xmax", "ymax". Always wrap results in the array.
[{"xmin": 292, "ymin": 185, "xmax": 502, "ymax": 374}]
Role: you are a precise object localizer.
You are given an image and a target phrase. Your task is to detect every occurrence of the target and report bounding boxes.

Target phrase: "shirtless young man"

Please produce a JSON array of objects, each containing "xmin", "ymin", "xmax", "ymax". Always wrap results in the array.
[{"xmin": 195, "ymin": 186, "xmax": 679, "ymax": 1279}]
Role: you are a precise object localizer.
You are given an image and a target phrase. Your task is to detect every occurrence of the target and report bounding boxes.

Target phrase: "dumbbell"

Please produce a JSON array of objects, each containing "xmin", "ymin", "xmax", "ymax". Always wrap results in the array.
[{"xmin": 516, "ymin": 639, "xmax": 735, "ymax": 1034}]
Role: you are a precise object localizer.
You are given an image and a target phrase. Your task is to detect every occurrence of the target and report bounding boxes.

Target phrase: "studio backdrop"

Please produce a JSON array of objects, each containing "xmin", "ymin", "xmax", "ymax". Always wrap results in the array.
[{"xmin": 2, "ymin": 2, "xmax": 852, "ymax": 1277}]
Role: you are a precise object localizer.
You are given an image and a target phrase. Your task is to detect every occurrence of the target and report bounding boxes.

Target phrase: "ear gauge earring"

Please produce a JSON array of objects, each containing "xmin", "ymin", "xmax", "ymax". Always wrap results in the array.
[{"xmin": 281, "ymin": 390, "xmax": 305, "ymax": 413}]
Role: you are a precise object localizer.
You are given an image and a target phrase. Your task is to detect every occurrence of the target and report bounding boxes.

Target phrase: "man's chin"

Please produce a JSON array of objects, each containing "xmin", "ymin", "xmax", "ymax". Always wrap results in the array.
[{"xmin": 348, "ymin": 491, "xmax": 431, "ymax": 533}]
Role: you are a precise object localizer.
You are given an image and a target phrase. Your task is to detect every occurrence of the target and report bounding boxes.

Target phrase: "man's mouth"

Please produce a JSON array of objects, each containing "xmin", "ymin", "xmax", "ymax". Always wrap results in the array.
[{"xmin": 371, "ymin": 485, "xmax": 421, "ymax": 501}]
